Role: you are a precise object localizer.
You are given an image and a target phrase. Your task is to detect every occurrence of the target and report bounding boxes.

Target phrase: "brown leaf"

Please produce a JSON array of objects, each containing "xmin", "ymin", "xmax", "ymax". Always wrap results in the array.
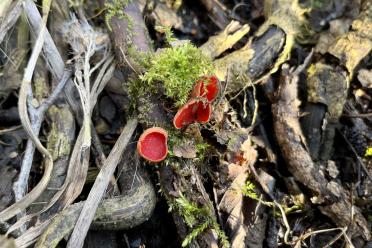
[
  {"xmin": 172, "ymin": 143, "xmax": 197, "ymax": 159},
  {"xmin": 219, "ymin": 173, "xmax": 262, "ymax": 248},
  {"xmin": 240, "ymin": 139, "xmax": 258, "ymax": 165}
]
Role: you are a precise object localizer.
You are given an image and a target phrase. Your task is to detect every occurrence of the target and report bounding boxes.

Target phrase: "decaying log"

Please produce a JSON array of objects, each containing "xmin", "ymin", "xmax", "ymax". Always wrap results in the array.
[
  {"xmin": 34, "ymin": 174, "xmax": 155, "ymax": 248},
  {"xmin": 272, "ymin": 57, "xmax": 370, "ymax": 240},
  {"xmin": 199, "ymin": 0, "xmax": 229, "ymax": 29},
  {"xmin": 214, "ymin": 0, "xmax": 306, "ymax": 93},
  {"xmin": 109, "ymin": 2, "xmax": 222, "ymax": 246},
  {"xmin": 301, "ymin": 0, "xmax": 372, "ymax": 163}
]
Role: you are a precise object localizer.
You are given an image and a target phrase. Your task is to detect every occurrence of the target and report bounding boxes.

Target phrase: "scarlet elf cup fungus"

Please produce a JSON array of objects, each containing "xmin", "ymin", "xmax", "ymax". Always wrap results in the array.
[
  {"xmin": 137, "ymin": 127, "xmax": 168, "ymax": 162},
  {"xmin": 173, "ymin": 75, "xmax": 220, "ymax": 129},
  {"xmin": 173, "ymin": 99, "xmax": 212, "ymax": 129},
  {"xmin": 191, "ymin": 75, "xmax": 220, "ymax": 102}
]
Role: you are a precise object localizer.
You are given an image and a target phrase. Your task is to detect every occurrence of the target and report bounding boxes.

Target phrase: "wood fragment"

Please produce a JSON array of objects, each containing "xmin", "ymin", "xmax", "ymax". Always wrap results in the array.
[
  {"xmin": 0, "ymin": 0, "xmax": 22, "ymax": 44},
  {"xmin": 67, "ymin": 119, "xmax": 138, "ymax": 248},
  {"xmin": 272, "ymin": 54, "xmax": 370, "ymax": 240}
]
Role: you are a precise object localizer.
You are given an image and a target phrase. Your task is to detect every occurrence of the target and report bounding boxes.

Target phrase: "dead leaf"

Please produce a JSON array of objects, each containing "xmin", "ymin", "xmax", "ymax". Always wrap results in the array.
[
  {"xmin": 227, "ymin": 163, "xmax": 247, "ymax": 181},
  {"xmin": 357, "ymin": 69, "xmax": 372, "ymax": 88},
  {"xmin": 219, "ymin": 174, "xmax": 246, "ymax": 216},
  {"xmin": 219, "ymin": 173, "xmax": 265, "ymax": 248},
  {"xmin": 240, "ymin": 139, "xmax": 258, "ymax": 165},
  {"xmin": 173, "ymin": 143, "xmax": 197, "ymax": 159}
]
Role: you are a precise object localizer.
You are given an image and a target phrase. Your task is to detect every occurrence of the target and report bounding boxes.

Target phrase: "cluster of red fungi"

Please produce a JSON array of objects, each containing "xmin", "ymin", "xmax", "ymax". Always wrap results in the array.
[{"xmin": 137, "ymin": 75, "xmax": 220, "ymax": 162}]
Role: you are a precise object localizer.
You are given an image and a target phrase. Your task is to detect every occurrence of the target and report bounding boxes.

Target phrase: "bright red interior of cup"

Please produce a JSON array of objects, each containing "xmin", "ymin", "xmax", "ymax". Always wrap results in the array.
[
  {"xmin": 138, "ymin": 129, "xmax": 168, "ymax": 162},
  {"xmin": 173, "ymin": 100, "xmax": 211, "ymax": 129}
]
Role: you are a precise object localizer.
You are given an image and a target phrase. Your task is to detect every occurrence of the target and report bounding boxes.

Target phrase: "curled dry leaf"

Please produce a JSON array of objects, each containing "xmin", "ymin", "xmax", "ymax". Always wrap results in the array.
[
  {"xmin": 172, "ymin": 142, "xmax": 197, "ymax": 159},
  {"xmin": 218, "ymin": 138, "xmax": 260, "ymax": 247}
]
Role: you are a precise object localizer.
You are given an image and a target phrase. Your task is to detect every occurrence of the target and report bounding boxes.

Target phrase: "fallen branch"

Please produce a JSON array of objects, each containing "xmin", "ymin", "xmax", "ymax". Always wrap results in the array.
[
  {"xmin": 272, "ymin": 56, "xmax": 370, "ymax": 240},
  {"xmin": 67, "ymin": 118, "xmax": 138, "ymax": 248},
  {"xmin": 33, "ymin": 171, "xmax": 155, "ymax": 248}
]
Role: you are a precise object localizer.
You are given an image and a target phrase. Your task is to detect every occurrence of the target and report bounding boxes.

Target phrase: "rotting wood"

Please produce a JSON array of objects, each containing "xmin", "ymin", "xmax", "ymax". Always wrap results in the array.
[
  {"xmin": 200, "ymin": 21, "xmax": 250, "ymax": 60},
  {"xmin": 272, "ymin": 55, "xmax": 370, "ymax": 240},
  {"xmin": 32, "ymin": 105, "xmax": 76, "ymax": 215},
  {"xmin": 213, "ymin": 0, "xmax": 307, "ymax": 93},
  {"xmin": 33, "ymin": 176, "xmax": 155, "ymax": 248},
  {"xmin": 199, "ymin": 0, "xmax": 230, "ymax": 29},
  {"xmin": 302, "ymin": 1, "xmax": 372, "ymax": 163},
  {"xmin": 109, "ymin": 2, "xmax": 223, "ymax": 246}
]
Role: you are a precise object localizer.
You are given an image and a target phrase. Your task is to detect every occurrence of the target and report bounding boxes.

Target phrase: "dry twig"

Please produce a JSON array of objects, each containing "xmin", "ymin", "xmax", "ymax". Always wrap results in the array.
[
  {"xmin": 67, "ymin": 119, "xmax": 138, "ymax": 248},
  {"xmin": 0, "ymin": 0, "xmax": 22, "ymax": 44},
  {"xmin": 0, "ymin": 0, "xmax": 53, "ymax": 223}
]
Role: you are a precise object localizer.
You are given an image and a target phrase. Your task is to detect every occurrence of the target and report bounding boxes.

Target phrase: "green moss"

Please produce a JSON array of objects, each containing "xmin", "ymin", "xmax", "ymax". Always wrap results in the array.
[
  {"xmin": 140, "ymin": 42, "xmax": 213, "ymax": 107},
  {"xmin": 127, "ymin": 44, "xmax": 151, "ymax": 72},
  {"xmin": 310, "ymin": 0, "xmax": 327, "ymax": 9},
  {"xmin": 105, "ymin": 0, "xmax": 131, "ymax": 31},
  {"xmin": 170, "ymin": 193, "xmax": 229, "ymax": 247},
  {"xmin": 127, "ymin": 28, "xmax": 212, "ymax": 108},
  {"xmin": 167, "ymin": 129, "xmax": 184, "ymax": 152},
  {"xmin": 365, "ymin": 147, "xmax": 372, "ymax": 157},
  {"xmin": 155, "ymin": 24, "xmax": 177, "ymax": 43},
  {"xmin": 194, "ymin": 142, "xmax": 211, "ymax": 161}
]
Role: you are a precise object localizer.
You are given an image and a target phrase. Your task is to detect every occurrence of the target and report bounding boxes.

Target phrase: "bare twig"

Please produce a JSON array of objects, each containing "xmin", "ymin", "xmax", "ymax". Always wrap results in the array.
[
  {"xmin": 295, "ymin": 227, "xmax": 354, "ymax": 248},
  {"xmin": 0, "ymin": 0, "xmax": 22, "ymax": 44},
  {"xmin": 0, "ymin": 125, "xmax": 22, "ymax": 135},
  {"xmin": 0, "ymin": 0, "xmax": 52, "ymax": 222},
  {"xmin": 342, "ymin": 112, "xmax": 372, "ymax": 118},
  {"xmin": 13, "ymin": 70, "xmax": 71, "ymax": 206},
  {"xmin": 24, "ymin": 0, "xmax": 64, "ymax": 79},
  {"xmin": 67, "ymin": 119, "xmax": 138, "ymax": 248}
]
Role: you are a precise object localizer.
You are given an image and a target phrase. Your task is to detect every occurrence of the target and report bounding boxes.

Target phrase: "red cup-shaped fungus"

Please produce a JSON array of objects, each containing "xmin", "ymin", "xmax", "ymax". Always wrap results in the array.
[
  {"xmin": 173, "ymin": 99, "xmax": 212, "ymax": 129},
  {"xmin": 191, "ymin": 75, "xmax": 220, "ymax": 102},
  {"xmin": 137, "ymin": 127, "xmax": 168, "ymax": 162}
]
